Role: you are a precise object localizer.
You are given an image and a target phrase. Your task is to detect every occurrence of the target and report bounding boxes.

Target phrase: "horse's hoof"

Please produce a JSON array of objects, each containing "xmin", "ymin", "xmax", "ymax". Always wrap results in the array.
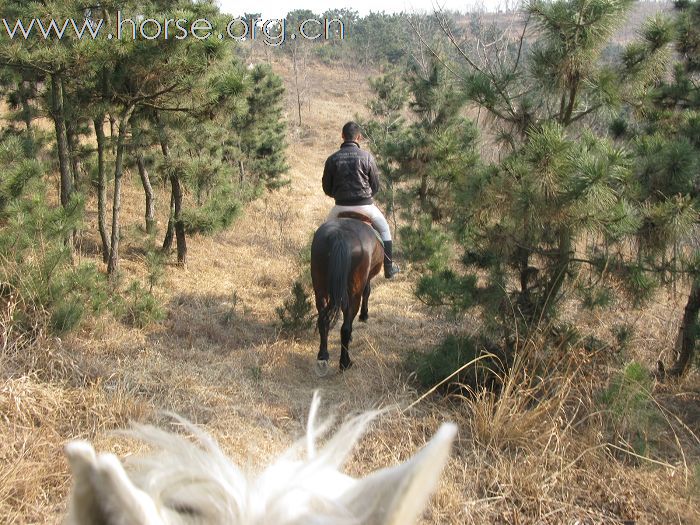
[
  {"xmin": 315, "ymin": 360, "xmax": 330, "ymax": 377},
  {"xmin": 359, "ymin": 313, "xmax": 368, "ymax": 322},
  {"xmin": 340, "ymin": 360, "xmax": 354, "ymax": 372}
]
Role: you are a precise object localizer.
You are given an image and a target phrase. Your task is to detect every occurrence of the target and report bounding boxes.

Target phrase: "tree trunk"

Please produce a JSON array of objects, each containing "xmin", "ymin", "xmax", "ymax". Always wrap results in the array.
[
  {"xmin": 18, "ymin": 78, "xmax": 34, "ymax": 137},
  {"xmin": 158, "ymin": 114, "xmax": 174, "ymax": 253},
  {"xmin": 132, "ymin": 121, "xmax": 156, "ymax": 234},
  {"xmin": 668, "ymin": 278, "xmax": 700, "ymax": 377},
  {"xmin": 172, "ymin": 172, "xmax": 186, "ymax": 266},
  {"xmin": 517, "ymin": 246, "xmax": 530, "ymax": 297},
  {"xmin": 561, "ymin": 75, "xmax": 580, "ymax": 127},
  {"xmin": 50, "ymin": 72, "xmax": 74, "ymax": 257},
  {"xmin": 137, "ymin": 154, "xmax": 156, "ymax": 234},
  {"xmin": 163, "ymin": 191, "xmax": 175, "ymax": 252},
  {"xmin": 419, "ymin": 171, "xmax": 428, "ymax": 209},
  {"xmin": 94, "ymin": 116, "xmax": 110, "ymax": 263},
  {"xmin": 155, "ymin": 113, "xmax": 186, "ymax": 265},
  {"xmin": 107, "ymin": 107, "xmax": 135, "ymax": 276},
  {"xmin": 539, "ymin": 228, "xmax": 572, "ymax": 320},
  {"xmin": 66, "ymin": 119, "xmax": 82, "ymax": 190},
  {"xmin": 109, "ymin": 114, "xmax": 117, "ymax": 153},
  {"xmin": 517, "ymin": 214, "xmax": 533, "ymax": 306}
]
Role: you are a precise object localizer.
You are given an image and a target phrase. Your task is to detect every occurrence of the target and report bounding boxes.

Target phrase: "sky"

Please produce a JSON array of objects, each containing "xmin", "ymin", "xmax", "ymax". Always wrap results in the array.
[{"xmin": 216, "ymin": 0, "xmax": 512, "ymax": 19}]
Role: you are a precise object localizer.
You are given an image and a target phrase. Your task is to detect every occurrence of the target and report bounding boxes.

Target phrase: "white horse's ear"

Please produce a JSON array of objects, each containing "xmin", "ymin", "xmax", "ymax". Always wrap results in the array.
[
  {"xmin": 64, "ymin": 441, "xmax": 101, "ymax": 525},
  {"xmin": 64, "ymin": 441, "xmax": 165, "ymax": 525},
  {"xmin": 340, "ymin": 423, "xmax": 458, "ymax": 525},
  {"xmin": 92, "ymin": 453, "xmax": 166, "ymax": 525}
]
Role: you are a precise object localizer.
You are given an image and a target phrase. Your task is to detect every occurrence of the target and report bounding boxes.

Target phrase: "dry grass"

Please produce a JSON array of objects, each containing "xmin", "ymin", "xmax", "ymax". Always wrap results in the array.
[
  {"xmin": 447, "ymin": 335, "xmax": 700, "ymax": 524},
  {"xmin": 0, "ymin": 365, "xmax": 148, "ymax": 523},
  {"xmin": 1, "ymin": 58, "xmax": 700, "ymax": 524}
]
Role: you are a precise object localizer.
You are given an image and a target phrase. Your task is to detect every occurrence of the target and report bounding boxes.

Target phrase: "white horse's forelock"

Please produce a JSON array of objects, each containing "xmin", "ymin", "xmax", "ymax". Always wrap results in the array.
[{"xmin": 64, "ymin": 392, "xmax": 457, "ymax": 525}]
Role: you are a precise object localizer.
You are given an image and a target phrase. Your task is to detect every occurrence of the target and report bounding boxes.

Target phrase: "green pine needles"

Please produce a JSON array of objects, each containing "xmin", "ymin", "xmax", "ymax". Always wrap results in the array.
[
  {"xmin": 368, "ymin": 0, "xmax": 699, "ymax": 384},
  {"xmin": 276, "ymin": 280, "xmax": 314, "ymax": 337}
]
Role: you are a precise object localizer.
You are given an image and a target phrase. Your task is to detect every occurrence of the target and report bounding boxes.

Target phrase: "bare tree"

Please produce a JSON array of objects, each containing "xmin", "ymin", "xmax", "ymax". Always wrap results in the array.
[{"xmin": 290, "ymin": 42, "xmax": 308, "ymax": 127}]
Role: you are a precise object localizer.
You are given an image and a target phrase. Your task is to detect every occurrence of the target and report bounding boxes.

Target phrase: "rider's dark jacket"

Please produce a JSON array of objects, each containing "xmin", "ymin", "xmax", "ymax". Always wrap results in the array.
[{"xmin": 322, "ymin": 141, "xmax": 380, "ymax": 206}]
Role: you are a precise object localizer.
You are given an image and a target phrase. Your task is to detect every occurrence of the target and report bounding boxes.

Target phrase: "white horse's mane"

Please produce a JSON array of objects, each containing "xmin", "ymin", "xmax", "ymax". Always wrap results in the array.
[{"xmin": 64, "ymin": 393, "xmax": 457, "ymax": 525}]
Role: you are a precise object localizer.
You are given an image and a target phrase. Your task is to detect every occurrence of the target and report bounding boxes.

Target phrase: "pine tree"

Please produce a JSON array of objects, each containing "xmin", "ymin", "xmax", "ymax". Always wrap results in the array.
[
  {"xmin": 0, "ymin": 0, "xmax": 292, "ymax": 345},
  {"xmin": 160, "ymin": 110, "xmax": 241, "ymax": 237},
  {"xmin": 0, "ymin": 132, "xmax": 111, "ymax": 339},
  {"xmin": 101, "ymin": 1, "xmax": 226, "ymax": 272},
  {"xmin": 362, "ymin": 71, "xmax": 408, "ymax": 232},
  {"xmin": 0, "ymin": 0, "xmax": 91, "ymax": 257},
  {"xmin": 411, "ymin": 0, "xmax": 673, "ymax": 342},
  {"xmin": 364, "ymin": 57, "xmax": 479, "ymax": 266},
  {"xmin": 0, "ymin": 69, "xmax": 39, "ymax": 143},
  {"xmin": 617, "ymin": 0, "xmax": 700, "ymax": 377},
  {"xmin": 234, "ymin": 64, "xmax": 289, "ymax": 189}
]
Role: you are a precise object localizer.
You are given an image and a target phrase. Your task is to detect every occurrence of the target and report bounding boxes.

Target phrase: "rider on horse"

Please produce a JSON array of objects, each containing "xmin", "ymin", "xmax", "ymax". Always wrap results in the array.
[{"xmin": 322, "ymin": 121, "xmax": 400, "ymax": 279}]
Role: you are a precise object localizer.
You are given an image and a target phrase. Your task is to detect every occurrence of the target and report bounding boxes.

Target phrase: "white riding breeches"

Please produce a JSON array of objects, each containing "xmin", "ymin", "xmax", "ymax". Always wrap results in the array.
[{"xmin": 327, "ymin": 204, "xmax": 392, "ymax": 242}]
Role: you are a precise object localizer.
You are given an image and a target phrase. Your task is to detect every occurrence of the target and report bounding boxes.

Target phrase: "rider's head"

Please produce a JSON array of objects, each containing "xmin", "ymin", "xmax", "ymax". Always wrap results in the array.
[{"xmin": 342, "ymin": 121, "xmax": 362, "ymax": 142}]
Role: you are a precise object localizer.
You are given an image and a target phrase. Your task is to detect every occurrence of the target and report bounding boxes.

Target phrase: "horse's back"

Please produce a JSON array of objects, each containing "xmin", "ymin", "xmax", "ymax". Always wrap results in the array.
[{"xmin": 313, "ymin": 217, "xmax": 377, "ymax": 246}]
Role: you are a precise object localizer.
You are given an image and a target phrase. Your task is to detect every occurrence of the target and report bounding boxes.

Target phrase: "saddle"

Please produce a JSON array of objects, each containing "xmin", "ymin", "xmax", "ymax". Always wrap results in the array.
[
  {"xmin": 337, "ymin": 211, "xmax": 372, "ymax": 224},
  {"xmin": 336, "ymin": 211, "xmax": 384, "ymax": 246}
]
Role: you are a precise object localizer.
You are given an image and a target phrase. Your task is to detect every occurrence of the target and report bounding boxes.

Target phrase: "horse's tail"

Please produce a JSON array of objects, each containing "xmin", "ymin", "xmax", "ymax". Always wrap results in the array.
[{"xmin": 326, "ymin": 229, "xmax": 351, "ymax": 327}]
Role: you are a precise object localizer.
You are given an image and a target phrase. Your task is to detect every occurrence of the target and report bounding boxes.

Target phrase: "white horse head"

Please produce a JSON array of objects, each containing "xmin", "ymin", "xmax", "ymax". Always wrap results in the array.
[{"xmin": 63, "ymin": 394, "xmax": 457, "ymax": 525}]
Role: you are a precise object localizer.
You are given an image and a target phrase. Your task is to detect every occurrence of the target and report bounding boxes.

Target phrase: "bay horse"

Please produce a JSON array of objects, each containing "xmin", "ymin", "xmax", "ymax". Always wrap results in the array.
[{"xmin": 311, "ymin": 212, "xmax": 384, "ymax": 375}]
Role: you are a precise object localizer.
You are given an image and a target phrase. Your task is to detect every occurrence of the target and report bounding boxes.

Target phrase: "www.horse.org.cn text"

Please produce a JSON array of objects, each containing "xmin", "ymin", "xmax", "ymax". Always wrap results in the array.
[{"xmin": 0, "ymin": 13, "xmax": 347, "ymax": 46}]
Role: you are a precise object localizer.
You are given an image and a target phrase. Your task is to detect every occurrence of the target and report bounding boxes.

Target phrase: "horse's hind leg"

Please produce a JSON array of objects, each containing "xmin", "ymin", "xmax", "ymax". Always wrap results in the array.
[
  {"xmin": 340, "ymin": 296, "xmax": 361, "ymax": 371},
  {"xmin": 315, "ymin": 299, "xmax": 331, "ymax": 377},
  {"xmin": 359, "ymin": 281, "xmax": 371, "ymax": 322},
  {"xmin": 316, "ymin": 299, "xmax": 330, "ymax": 363}
]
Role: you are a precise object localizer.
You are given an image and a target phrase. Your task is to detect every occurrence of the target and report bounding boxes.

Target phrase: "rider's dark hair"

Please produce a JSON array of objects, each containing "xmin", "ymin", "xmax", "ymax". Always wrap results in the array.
[{"xmin": 342, "ymin": 121, "xmax": 362, "ymax": 141}]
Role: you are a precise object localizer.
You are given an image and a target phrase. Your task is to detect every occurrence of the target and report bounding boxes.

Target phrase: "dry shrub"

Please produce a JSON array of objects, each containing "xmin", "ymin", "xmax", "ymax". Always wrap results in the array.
[
  {"xmin": 442, "ymin": 333, "xmax": 700, "ymax": 524},
  {"xmin": 460, "ymin": 334, "xmax": 582, "ymax": 452}
]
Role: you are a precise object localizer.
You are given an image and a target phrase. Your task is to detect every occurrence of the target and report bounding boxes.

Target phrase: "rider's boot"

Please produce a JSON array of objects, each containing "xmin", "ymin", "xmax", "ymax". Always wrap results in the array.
[{"xmin": 383, "ymin": 241, "xmax": 400, "ymax": 279}]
